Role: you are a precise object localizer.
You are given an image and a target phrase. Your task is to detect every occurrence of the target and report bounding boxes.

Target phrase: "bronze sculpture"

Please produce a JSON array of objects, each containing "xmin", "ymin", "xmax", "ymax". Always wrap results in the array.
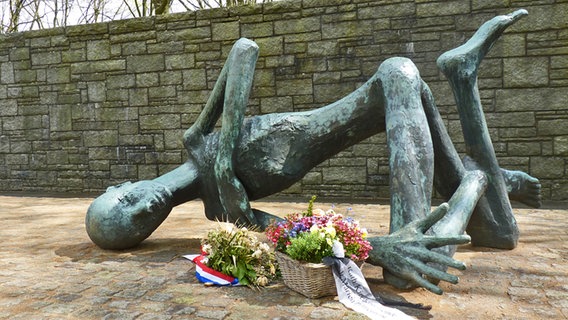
[{"xmin": 86, "ymin": 10, "xmax": 541, "ymax": 294}]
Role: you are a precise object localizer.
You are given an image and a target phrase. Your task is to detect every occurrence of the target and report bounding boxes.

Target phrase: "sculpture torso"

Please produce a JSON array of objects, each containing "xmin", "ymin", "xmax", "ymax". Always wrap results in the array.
[{"xmin": 194, "ymin": 78, "xmax": 386, "ymax": 202}]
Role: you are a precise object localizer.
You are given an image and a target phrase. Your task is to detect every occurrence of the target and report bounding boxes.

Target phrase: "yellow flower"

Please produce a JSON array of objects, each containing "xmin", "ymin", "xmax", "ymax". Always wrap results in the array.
[
  {"xmin": 324, "ymin": 226, "xmax": 336, "ymax": 238},
  {"xmin": 310, "ymin": 225, "xmax": 320, "ymax": 234}
]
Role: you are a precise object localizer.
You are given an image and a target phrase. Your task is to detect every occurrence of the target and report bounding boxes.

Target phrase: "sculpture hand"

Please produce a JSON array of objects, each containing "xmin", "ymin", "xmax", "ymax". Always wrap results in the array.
[
  {"xmin": 215, "ymin": 162, "xmax": 258, "ymax": 227},
  {"xmin": 367, "ymin": 203, "xmax": 471, "ymax": 294}
]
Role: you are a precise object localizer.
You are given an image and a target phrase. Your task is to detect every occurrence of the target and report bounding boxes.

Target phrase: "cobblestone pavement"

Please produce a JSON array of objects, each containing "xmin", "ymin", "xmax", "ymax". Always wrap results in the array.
[{"xmin": 0, "ymin": 195, "xmax": 566, "ymax": 320}]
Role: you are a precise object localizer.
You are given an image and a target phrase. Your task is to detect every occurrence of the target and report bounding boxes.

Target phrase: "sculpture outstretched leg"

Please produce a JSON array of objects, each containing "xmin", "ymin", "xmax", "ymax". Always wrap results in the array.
[
  {"xmin": 369, "ymin": 57, "xmax": 482, "ymax": 294},
  {"xmin": 437, "ymin": 9, "xmax": 528, "ymax": 249}
]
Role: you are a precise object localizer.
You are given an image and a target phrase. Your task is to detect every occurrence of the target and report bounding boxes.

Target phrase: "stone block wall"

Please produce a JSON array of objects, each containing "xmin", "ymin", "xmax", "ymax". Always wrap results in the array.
[{"xmin": 0, "ymin": 0, "xmax": 567, "ymax": 202}]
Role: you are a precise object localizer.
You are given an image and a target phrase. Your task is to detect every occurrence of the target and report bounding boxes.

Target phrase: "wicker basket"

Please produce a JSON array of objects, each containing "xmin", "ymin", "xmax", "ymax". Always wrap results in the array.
[{"xmin": 275, "ymin": 251, "xmax": 336, "ymax": 299}]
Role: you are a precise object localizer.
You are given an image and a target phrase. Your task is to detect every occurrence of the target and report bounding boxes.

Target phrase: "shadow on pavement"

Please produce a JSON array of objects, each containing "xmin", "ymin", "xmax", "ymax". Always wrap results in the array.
[{"xmin": 55, "ymin": 238, "xmax": 202, "ymax": 263}]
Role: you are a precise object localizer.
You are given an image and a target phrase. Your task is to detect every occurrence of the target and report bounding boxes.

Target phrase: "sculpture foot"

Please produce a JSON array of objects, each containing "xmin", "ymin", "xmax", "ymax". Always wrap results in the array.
[
  {"xmin": 460, "ymin": 157, "xmax": 519, "ymax": 249},
  {"xmin": 467, "ymin": 203, "xmax": 519, "ymax": 250},
  {"xmin": 437, "ymin": 9, "xmax": 528, "ymax": 78},
  {"xmin": 502, "ymin": 170, "xmax": 542, "ymax": 208}
]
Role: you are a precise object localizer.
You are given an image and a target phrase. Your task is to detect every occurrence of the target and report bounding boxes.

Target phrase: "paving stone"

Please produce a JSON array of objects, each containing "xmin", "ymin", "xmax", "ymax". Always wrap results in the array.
[
  {"xmin": 54, "ymin": 293, "xmax": 82, "ymax": 302},
  {"xmin": 202, "ymin": 297, "xmax": 233, "ymax": 307},
  {"xmin": 167, "ymin": 305, "xmax": 197, "ymax": 315},
  {"xmin": 195, "ymin": 309, "xmax": 230, "ymax": 319},
  {"xmin": 102, "ymin": 311, "xmax": 141, "ymax": 320},
  {"xmin": 114, "ymin": 288, "xmax": 148, "ymax": 299},
  {"xmin": 545, "ymin": 289, "xmax": 568, "ymax": 300},
  {"xmin": 137, "ymin": 314, "xmax": 173, "ymax": 320},
  {"xmin": 89, "ymin": 296, "xmax": 111, "ymax": 304},
  {"xmin": 146, "ymin": 292, "xmax": 175, "ymax": 302},
  {"xmin": 108, "ymin": 299, "xmax": 132, "ymax": 309},
  {"xmin": 309, "ymin": 306, "xmax": 344, "ymax": 319},
  {"xmin": 141, "ymin": 301, "xmax": 169, "ymax": 312},
  {"xmin": 40, "ymin": 302, "xmax": 81, "ymax": 314},
  {"xmin": 75, "ymin": 308, "xmax": 111, "ymax": 318}
]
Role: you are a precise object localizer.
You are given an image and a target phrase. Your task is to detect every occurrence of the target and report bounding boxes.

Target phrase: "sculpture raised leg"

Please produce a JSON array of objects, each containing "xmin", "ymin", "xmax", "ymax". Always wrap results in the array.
[{"xmin": 437, "ymin": 9, "xmax": 528, "ymax": 249}]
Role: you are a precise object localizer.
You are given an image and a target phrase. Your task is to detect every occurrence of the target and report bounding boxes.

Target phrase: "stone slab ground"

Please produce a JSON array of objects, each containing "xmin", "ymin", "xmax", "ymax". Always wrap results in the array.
[{"xmin": 0, "ymin": 195, "xmax": 566, "ymax": 319}]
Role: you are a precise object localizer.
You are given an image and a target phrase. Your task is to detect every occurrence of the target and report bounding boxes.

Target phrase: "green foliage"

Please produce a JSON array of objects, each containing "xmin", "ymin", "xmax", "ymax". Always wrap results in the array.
[
  {"xmin": 285, "ymin": 232, "xmax": 333, "ymax": 263},
  {"xmin": 303, "ymin": 195, "xmax": 317, "ymax": 217}
]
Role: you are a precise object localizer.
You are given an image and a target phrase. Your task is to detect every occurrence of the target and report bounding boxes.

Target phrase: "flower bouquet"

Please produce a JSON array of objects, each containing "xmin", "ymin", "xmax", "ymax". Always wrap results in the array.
[
  {"xmin": 265, "ymin": 196, "xmax": 372, "ymax": 298},
  {"xmin": 195, "ymin": 223, "xmax": 278, "ymax": 287}
]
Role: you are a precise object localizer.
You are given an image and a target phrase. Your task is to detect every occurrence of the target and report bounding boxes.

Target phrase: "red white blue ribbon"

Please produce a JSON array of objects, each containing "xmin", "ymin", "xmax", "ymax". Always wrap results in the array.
[{"xmin": 183, "ymin": 254, "xmax": 240, "ymax": 286}]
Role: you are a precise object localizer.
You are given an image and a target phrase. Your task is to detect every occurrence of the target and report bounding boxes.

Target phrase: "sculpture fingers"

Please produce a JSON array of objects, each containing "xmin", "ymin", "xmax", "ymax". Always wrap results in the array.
[
  {"xmin": 403, "ymin": 266, "xmax": 444, "ymax": 295},
  {"xmin": 414, "ymin": 202, "xmax": 449, "ymax": 233},
  {"xmin": 404, "ymin": 245, "xmax": 467, "ymax": 271},
  {"xmin": 408, "ymin": 258, "xmax": 459, "ymax": 285},
  {"xmin": 423, "ymin": 234, "xmax": 471, "ymax": 248}
]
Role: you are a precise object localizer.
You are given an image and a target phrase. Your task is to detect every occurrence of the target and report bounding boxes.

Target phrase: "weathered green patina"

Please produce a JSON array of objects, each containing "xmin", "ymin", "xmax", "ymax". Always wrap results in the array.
[{"xmin": 86, "ymin": 10, "xmax": 541, "ymax": 294}]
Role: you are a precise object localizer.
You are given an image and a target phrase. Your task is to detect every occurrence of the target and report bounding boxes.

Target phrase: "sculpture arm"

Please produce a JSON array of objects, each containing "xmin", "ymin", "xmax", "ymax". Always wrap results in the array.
[
  {"xmin": 183, "ymin": 49, "xmax": 233, "ymax": 143},
  {"xmin": 213, "ymin": 39, "xmax": 260, "ymax": 226},
  {"xmin": 367, "ymin": 203, "xmax": 471, "ymax": 295}
]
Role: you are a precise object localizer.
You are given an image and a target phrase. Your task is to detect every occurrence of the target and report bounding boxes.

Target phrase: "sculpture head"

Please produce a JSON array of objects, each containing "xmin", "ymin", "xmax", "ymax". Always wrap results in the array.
[{"xmin": 85, "ymin": 180, "xmax": 174, "ymax": 250}]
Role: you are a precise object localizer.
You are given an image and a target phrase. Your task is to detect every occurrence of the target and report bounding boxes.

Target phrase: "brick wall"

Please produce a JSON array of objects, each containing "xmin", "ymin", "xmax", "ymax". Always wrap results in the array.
[{"xmin": 0, "ymin": 0, "xmax": 567, "ymax": 202}]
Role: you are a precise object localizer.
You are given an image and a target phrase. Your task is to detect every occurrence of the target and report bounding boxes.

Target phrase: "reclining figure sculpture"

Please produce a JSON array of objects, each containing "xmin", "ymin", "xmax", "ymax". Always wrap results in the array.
[{"xmin": 86, "ymin": 10, "xmax": 541, "ymax": 294}]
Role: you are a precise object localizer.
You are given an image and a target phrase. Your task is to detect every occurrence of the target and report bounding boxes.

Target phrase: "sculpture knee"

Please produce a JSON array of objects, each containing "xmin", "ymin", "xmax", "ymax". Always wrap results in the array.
[{"xmin": 377, "ymin": 57, "xmax": 422, "ymax": 88}]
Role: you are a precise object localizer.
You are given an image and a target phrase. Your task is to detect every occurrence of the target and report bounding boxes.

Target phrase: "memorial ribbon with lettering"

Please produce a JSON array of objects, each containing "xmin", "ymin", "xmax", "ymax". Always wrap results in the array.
[{"xmin": 322, "ymin": 257, "xmax": 415, "ymax": 320}]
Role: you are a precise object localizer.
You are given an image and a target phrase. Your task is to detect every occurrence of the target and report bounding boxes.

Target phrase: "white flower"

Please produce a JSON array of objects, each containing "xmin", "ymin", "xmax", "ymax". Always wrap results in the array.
[
  {"xmin": 221, "ymin": 223, "xmax": 234, "ymax": 234},
  {"xmin": 332, "ymin": 240, "xmax": 345, "ymax": 258},
  {"xmin": 202, "ymin": 244, "xmax": 212, "ymax": 254},
  {"xmin": 252, "ymin": 249, "xmax": 263, "ymax": 259},
  {"xmin": 256, "ymin": 275, "xmax": 269, "ymax": 286},
  {"xmin": 259, "ymin": 243, "xmax": 270, "ymax": 252},
  {"xmin": 312, "ymin": 208, "xmax": 325, "ymax": 217}
]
